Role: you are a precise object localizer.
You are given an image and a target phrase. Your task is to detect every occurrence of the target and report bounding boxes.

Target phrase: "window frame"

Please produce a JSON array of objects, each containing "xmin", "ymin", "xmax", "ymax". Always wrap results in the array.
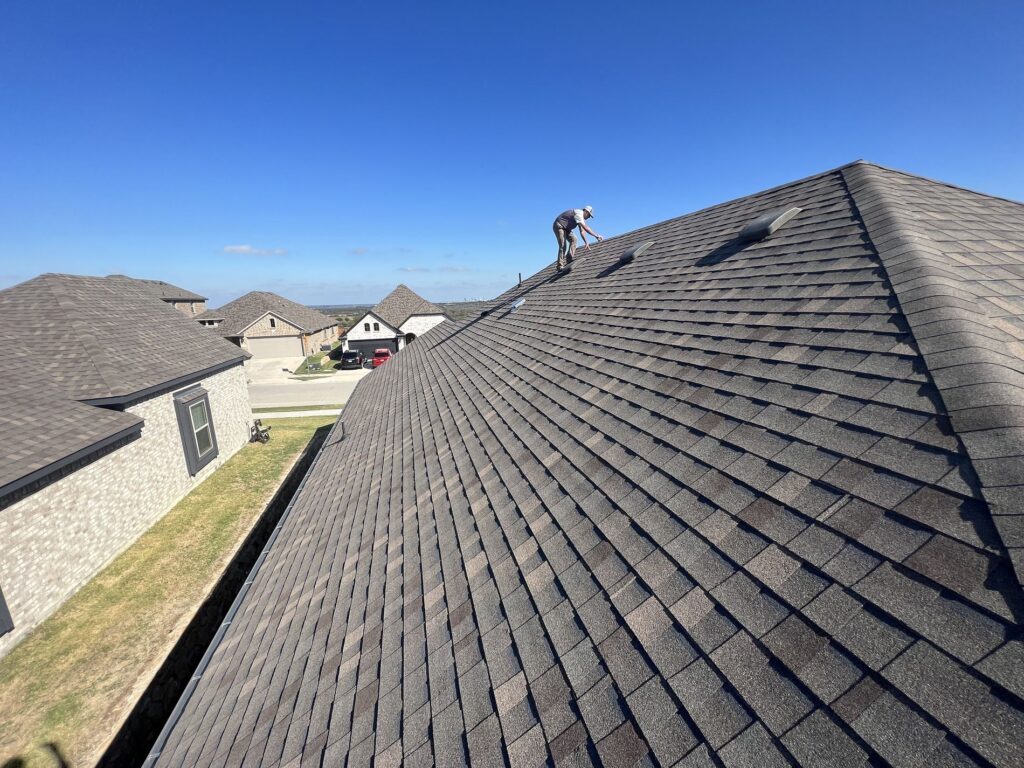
[
  {"xmin": 173, "ymin": 386, "xmax": 219, "ymax": 476},
  {"xmin": 363, "ymin": 322, "xmax": 370, "ymax": 331},
  {"xmin": 373, "ymin": 322, "xmax": 380, "ymax": 331},
  {"xmin": 269, "ymin": 317, "xmax": 277, "ymax": 329}
]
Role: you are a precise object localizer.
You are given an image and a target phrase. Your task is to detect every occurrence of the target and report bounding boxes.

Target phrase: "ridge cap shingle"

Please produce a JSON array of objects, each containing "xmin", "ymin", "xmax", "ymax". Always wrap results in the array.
[{"xmin": 843, "ymin": 162, "xmax": 1024, "ymax": 585}]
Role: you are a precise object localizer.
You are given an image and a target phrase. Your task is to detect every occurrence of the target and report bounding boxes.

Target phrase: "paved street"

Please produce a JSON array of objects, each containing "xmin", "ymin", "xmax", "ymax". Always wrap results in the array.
[{"xmin": 245, "ymin": 357, "xmax": 372, "ymax": 408}]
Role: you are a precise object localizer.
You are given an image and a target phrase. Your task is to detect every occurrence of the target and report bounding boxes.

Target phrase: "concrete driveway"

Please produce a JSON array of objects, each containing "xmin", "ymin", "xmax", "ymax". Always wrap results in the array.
[
  {"xmin": 247, "ymin": 357, "xmax": 305, "ymax": 382},
  {"xmin": 245, "ymin": 356, "xmax": 373, "ymax": 408}
]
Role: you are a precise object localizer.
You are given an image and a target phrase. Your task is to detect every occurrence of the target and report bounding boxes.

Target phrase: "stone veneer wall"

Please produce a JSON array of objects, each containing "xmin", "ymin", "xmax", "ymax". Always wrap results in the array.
[
  {"xmin": 301, "ymin": 325, "xmax": 338, "ymax": 355},
  {"xmin": 0, "ymin": 364, "xmax": 252, "ymax": 658},
  {"xmin": 245, "ymin": 312, "xmax": 303, "ymax": 337}
]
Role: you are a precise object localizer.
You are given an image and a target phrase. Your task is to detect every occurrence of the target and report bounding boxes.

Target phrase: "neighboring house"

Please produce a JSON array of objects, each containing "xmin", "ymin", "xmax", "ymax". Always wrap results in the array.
[
  {"xmin": 196, "ymin": 291, "xmax": 339, "ymax": 359},
  {"xmin": 108, "ymin": 274, "xmax": 208, "ymax": 316},
  {"xmin": 0, "ymin": 274, "xmax": 252, "ymax": 658},
  {"xmin": 343, "ymin": 283, "xmax": 449, "ymax": 356},
  {"xmin": 156, "ymin": 162, "xmax": 1024, "ymax": 768}
]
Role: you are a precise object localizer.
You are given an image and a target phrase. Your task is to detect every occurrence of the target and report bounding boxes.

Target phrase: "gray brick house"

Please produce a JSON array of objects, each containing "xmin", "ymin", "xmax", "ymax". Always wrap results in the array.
[
  {"xmin": 196, "ymin": 291, "xmax": 338, "ymax": 359},
  {"xmin": 0, "ymin": 273, "xmax": 253, "ymax": 658}
]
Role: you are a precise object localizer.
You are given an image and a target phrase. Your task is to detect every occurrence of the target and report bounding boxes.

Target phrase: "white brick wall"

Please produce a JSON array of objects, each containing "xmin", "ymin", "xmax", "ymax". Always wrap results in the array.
[
  {"xmin": 0, "ymin": 364, "xmax": 252, "ymax": 658},
  {"xmin": 344, "ymin": 312, "xmax": 397, "ymax": 345},
  {"xmin": 400, "ymin": 314, "xmax": 446, "ymax": 339}
]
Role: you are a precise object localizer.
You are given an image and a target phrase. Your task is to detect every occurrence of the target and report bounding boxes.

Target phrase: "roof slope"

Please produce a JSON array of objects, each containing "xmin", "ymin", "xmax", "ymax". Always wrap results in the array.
[
  {"xmin": 154, "ymin": 164, "xmax": 1024, "ymax": 768},
  {"xmin": 0, "ymin": 370, "xmax": 141, "ymax": 498},
  {"xmin": 368, "ymin": 283, "xmax": 448, "ymax": 329},
  {"xmin": 197, "ymin": 291, "xmax": 337, "ymax": 336},
  {"xmin": 107, "ymin": 274, "xmax": 207, "ymax": 301},
  {"xmin": 0, "ymin": 274, "xmax": 247, "ymax": 402}
]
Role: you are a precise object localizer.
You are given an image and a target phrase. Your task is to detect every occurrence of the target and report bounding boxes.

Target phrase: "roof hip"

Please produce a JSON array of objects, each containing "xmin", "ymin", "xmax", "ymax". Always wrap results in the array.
[{"xmin": 843, "ymin": 162, "xmax": 1024, "ymax": 583}]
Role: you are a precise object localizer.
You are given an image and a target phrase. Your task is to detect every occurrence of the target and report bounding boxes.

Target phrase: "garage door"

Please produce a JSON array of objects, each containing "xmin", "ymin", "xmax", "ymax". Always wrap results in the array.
[
  {"xmin": 348, "ymin": 339, "xmax": 398, "ymax": 357},
  {"xmin": 247, "ymin": 335, "xmax": 304, "ymax": 358}
]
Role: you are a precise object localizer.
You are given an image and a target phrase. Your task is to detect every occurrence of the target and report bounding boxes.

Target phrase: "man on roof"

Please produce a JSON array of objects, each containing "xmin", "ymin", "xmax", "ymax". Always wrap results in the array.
[{"xmin": 553, "ymin": 205, "xmax": 603, "ymax": 272}]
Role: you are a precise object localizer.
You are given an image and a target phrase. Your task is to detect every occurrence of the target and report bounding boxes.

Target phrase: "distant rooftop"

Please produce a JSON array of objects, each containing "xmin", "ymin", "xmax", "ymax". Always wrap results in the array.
[
  {"xmin": 367, "ymin": 283, "xmax": 448, "ymax": 330},
  {"xmin": 196, "ymin": 291, "xmax": 337, "ymax": 337}
]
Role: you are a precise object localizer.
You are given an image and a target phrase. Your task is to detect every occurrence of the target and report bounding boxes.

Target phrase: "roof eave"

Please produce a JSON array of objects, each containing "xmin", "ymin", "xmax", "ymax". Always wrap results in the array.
[{"xmin": 80, "ymin": 355, "xmax": 249, "ymax": 407}]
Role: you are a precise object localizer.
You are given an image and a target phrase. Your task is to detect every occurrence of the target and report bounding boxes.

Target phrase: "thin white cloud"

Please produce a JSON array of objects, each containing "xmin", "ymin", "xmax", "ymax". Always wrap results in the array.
[
  {"xmin": 398, "ymin": 266, "xmax": 431, "ymax": 273},
  {"xmin": 347, "ymin": 246, "xmax": 416, "ymax": 257},
  {"xmin": 223, "ymin": 244, "xmax": 288, "ymax": 256}
]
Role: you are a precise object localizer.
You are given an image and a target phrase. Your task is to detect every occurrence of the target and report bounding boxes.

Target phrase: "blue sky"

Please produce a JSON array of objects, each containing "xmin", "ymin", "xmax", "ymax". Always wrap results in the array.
[{"xmin": 1, "ymin": 1, "xmax": 1022, "ymax": 307}]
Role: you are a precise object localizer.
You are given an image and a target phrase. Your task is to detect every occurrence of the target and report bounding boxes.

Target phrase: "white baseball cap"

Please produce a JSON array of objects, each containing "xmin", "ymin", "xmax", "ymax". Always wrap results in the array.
[{"xmin": 584, "ymin": 205, "xmax": 594, "ymax": 217}]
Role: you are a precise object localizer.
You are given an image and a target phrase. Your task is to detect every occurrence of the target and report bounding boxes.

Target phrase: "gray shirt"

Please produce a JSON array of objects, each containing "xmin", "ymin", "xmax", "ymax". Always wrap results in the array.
[{"xmin": 554, "ymin": 208, "xmax": 586, "ymax": 231}]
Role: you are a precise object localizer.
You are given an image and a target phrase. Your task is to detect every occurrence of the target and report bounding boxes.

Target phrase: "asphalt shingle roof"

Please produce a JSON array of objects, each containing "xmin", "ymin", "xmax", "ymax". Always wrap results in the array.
[
  {"xmin": 197, "ymin": 291, "xmax": 337, "ymax": 337},
  {"xmin": 107, "ymin": 274, "xmax": 207, "ymax": 302},
  {"xmin": 154, "ymin": 162, "xmax": 1024, "ymax": 768},
  {"xmin": 0, "ymin": 273, "xmax": 246, "ymax": 497},
  {"xmin": 367, "ymin": 284, "xmax": 448, "ymax": 330}
]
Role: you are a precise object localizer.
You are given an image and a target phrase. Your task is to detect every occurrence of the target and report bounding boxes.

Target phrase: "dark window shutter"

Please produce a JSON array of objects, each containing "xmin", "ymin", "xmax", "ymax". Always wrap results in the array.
[
  {"xmin": 0, "ymin": 584, "xmax": 13, "ymax": 637},
  {"xmin": 173, "ymin": 386, "xmax": 220, "ymax": 476}
]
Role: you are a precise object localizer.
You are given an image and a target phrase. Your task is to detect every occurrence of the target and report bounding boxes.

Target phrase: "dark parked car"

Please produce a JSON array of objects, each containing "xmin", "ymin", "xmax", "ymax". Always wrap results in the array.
[
  {"xmin": 372, "ymin": 348, "xmax": 392, "ymax": 368},
  {"xmin": 339, "ymin": 350, "xmax": 364, "ymax": 369}
]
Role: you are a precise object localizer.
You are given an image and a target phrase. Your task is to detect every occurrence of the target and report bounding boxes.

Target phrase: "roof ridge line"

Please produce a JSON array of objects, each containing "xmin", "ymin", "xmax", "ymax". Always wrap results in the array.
[
  {"xmin": 846, "ymin": 161, "xmax": 1024, "ymax": 208},
  {"xmin": 842, "ymin": 162, "xmax": 1024, "ymax": 588}
]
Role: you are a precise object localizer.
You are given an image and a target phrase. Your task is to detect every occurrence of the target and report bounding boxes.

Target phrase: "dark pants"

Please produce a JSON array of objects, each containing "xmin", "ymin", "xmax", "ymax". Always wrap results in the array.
[{"xmin": 553, "ymin": 223, "xmax": 577, "ymax": 269}]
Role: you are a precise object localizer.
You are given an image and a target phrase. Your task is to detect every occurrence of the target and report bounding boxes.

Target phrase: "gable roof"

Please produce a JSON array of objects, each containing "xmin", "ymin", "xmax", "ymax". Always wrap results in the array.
[
  {"xmin": 153, "ymin": 163, "xmax": 1024, "ymax": 768},
  {"xmin": 107, "ymin": 274, "xmax": 207, "ymax": 302},
  {"xmin": 196, "ymin": 291, "xmax": 337, "ymax": 337},
  {"xmin": 0, "ymin": 273, "xmax": 247, "ymax": 499},
  {"xmin": 368, "ymin": 283, "xmax": 448, "ymax": 329}
]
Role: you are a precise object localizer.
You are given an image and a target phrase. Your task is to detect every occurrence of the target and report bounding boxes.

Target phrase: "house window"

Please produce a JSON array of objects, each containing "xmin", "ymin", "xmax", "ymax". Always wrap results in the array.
[
  {"xmin": 373, "ymin": 322, "xmax": 380, "ymax": 331},
  {"xmin": 0, "ymin": 584, "xmax": 13, "ymax": 637},
  {"xmin": 364, "ymin": 322, "xmax": 370, "ymax": 331},
  {"xmin": 174, "ymin": 386, "xmax": 219, "ymax": 476},
  {"xmin": 269, "ymin": 317, "xmax": 277, "ymax": 329}
]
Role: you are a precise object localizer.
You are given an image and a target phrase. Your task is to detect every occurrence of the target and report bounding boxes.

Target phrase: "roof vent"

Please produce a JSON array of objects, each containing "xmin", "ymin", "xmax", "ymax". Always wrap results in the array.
[
  {"xmin": 619, "ymin": 240, "xmax": 655, "ymax": 264},
  {"xmin": 737, "ymin": 206, "xmax": 802, "ymax": 243},
  {"xmin": 510, "ymin": 298, "xmax": 525, "ymax": 312}
]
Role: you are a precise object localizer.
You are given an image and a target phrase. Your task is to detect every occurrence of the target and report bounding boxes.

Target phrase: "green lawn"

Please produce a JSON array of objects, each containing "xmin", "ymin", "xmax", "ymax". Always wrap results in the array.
[
  {"xmin": 0, "ymin": 416, "xmax": 336, "ymax": 768},
  {"xmin": 293, "ymin": 341, "xmax": 342, "ymax": 375},
  {"xmin": 252, "ymin": 403, "xmax": 345, "ymax": 413}
]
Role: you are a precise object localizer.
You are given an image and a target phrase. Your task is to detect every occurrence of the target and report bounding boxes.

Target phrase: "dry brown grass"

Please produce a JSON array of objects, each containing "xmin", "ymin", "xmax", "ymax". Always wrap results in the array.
[{"xmin": 0, "ymin": 416, "xmax": 334, "ymax": 768}]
